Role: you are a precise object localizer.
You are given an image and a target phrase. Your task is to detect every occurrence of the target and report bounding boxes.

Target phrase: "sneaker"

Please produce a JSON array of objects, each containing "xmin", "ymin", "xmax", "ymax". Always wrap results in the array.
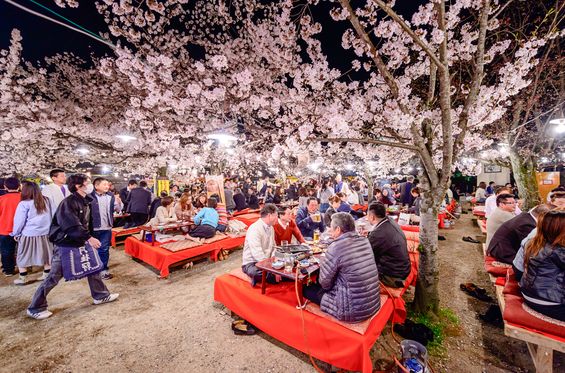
[
  {"xmin": 93, "ymin": 293, "xmax": 119, "ymax": 305},
  {"xmin": 27, "ymin": 309, "xmax": 53, "ymax": 320},
  {"xmin": 13, "ymin": 275, "xmax": 28, "ymax": 285},
  {"xmin": 101, "ymin": 271, "xmax": 113, "ymax": 280},
  {"xmin": 39, "ymin": 272, "xmax": 49, "ymax": 281}
]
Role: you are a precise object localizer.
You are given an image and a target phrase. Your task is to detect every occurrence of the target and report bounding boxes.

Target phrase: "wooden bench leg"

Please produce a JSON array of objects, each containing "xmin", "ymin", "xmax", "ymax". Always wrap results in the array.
[{"xmin": 527, "ymin": 342, "xmax": 553, "ymax": 373}]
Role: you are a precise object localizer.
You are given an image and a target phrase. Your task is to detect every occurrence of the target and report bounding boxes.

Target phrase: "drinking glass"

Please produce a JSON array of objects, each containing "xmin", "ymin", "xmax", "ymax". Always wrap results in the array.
[
  {"xmin": 281, "ymin": 240, "xmax": 289, "ymax": 247},
  {"xmin": 283, "ymin": 253, "xmax": 293, "ymax": 273}
]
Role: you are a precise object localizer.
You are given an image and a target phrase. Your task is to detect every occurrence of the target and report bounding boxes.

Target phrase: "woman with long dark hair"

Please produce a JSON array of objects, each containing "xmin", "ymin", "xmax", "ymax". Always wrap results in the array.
[
  {"xmin": 11, "ymin": 181, "xmax": 53, "ymax": 285},
  {"xmin": 521, "ymin": 209, "xmax": 565, "ymax": 321}
]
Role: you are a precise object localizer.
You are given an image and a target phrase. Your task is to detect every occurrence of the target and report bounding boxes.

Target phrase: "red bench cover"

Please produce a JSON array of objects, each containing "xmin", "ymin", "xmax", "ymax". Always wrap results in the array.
[
  {"xmin": 484, "ymin": 255, "xmax": 512, "ymax": 277},
  {"xmin": 214, "ymin": 273, "xmax": 395, "ymax": 373},
  {"xmin": 232, "ymin": 213, "xmax": 261, "ymax": 227},
  {"xmin": 111, "ymin": 227, "xmax": 141, "ymax": 247}
]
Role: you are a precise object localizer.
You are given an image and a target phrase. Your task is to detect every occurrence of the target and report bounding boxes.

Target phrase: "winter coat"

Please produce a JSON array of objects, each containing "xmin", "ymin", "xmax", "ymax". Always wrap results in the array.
[
  {"xmin": 295, "ymin": 206, "xmax": 325, "ymax": 239},
  {"xmin": 49, "ymin": 192, "xmax": 93, "ymax": 247},
  {"xmin": 521, "ymin": 243, "xmax": 564, "ymax": 305},
  {"xmin": 126, "ymin": 187, "xmax": 152, "ymax": 214},
  {"xmin": 487, "ymin": 212, "xmax": 536, "ymax": 264},
  {"xmin": 90, "ymin": 191, "xmax": 115, "ymax": 230},
  {"xmin": 319, "ymin": 231, "xmax": 381, "ymax": 322},
  {"xmin": 233, "ymin": 193, "xmax": 247, "ymax": 211}
]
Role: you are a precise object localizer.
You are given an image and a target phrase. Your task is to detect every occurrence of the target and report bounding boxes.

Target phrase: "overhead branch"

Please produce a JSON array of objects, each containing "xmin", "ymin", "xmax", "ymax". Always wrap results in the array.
[{"xmin": 310, "ymin": 136, "xmax": 419, "ymax": 151}]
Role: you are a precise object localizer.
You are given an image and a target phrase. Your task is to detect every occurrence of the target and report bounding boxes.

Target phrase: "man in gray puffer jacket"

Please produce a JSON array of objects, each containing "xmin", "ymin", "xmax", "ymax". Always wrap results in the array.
[{"xmin": 303, "ymin": 212, "xmax": 381, "ymax": 322}]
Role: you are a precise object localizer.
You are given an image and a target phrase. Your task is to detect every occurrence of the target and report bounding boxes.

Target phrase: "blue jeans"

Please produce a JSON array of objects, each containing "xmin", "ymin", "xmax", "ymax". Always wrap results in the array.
[
  {"xmin": 0, "ymin": 234, "xmax": 16, "ymax": 274},
  {"xmin": 92, "ymin": 230, "xmax": 112, "ymax": 270}
]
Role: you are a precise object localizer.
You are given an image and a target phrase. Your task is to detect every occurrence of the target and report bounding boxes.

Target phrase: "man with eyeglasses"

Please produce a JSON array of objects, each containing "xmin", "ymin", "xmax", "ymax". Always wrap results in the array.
[{"xmin": 486, "ymin": 193, "xmax": 517, "ymax": 247}]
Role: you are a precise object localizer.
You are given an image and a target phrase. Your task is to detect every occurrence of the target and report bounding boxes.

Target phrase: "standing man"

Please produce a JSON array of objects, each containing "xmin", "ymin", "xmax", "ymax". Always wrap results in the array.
[
  {"xmin": 42, "ymin": 168, "xmax": 69, "ymax": 212},
  {"xmin": 399, "ymin": 176, "xmax": 415, "ymax": 206},
  {"xmin": 27, "ymin": 174, "xmax": 118, "ymax": 320},
  {"xmin": 241, "ymin": 204, "xmax": 278, "ymax": 286},
  {"xmin": 90, "ymin": 177, "xmax": 120, "ymax": 280},
  {"xmin": 119, "ymin": 180, "xmax": 138, "ymax": 213},
  {"xmin": 126, "ymin": 180, "xmax": 152, "ymax": 226},
  {"xmin": 295, "ymin": 197, "xmax": 325, "ymax": 239},
  {"xmin": 224, "ymin": 181, "xmax": 236, "ymax": 213},
  {"xmin": 0, "ymin": 177, "xmax": 21, "ymax": 276}
]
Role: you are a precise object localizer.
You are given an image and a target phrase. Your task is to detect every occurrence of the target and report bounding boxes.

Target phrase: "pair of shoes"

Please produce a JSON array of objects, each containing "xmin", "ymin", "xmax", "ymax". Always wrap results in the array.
[
  {"xmin": 218, "ymin": 249, "xmax": 229, "ymax": 261},
  {"xmin": 3, "ymin": 270, "xmax": 16, "ymax": 277},
  {"xmin": 459, "ymin": 283, "xmax": 493, "ymax": 302},
  {"xmin": 13, "ymin": 275, "xmax": 28, "ymax": 285},
  {"xmin": 462, "ymin": 236, "xmax": 480, "ymax": 243},
  {"xmin": 478, "ymin": 305, "xmax": 503, "ymax": 328},
  {"xmin": 183, "ymin": 262, "xmax": 194, "ymax": 270},
  {"xmin": 39, "ymin": 272, "xmax": 50, "ymax": 281},
  {"xmin": 231, "ymin": 319, "xmax": 256, "ymax": 335},
  {"xmin": 27, "ymin": 309, "xmax": 53, "ymax": 320},
  {"xmin": 93, "ymin": 293, "xmax": 119, "ymax": 305},
  {"xmin": 438, "ymin": 235, "xmax": 446, "ymax": 241},
  {"xmin": 393, "ymin": 319, "xmax": 435, "ymax": 346},
  {"xmin": 101, "ymin": 271, "xmax": 113, "ymax": 280}
]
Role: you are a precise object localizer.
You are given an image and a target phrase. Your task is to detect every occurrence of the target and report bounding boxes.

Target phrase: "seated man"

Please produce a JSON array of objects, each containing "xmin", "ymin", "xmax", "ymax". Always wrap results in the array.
[
  {"xmin": 485, "ymin": 186, "xmax": 521, "ymax": 219},
  {"xmin": 486, "ymin": 193, "xmax": 517, "ymax": 247},
  {"xmin": 241, "ymin": 204, "xmax": 279, "ymax": 286},
  {"xmin": 366, "ymin": 202, "xmax": 411, "ymax": 288},
  {"xmin": 273, "ymin": 206, "xmax": 305, "ymax": 245},
  {"xmin": 487, "ymin": 204, "xmax": 550, "ymax": 264},
  {"xmin": 295, "ymin": 197, "xmax": 325, "ymax": 239},
  {"xmin": 303, "ymin": 212, "xmax": 381, "ymax": 323}
]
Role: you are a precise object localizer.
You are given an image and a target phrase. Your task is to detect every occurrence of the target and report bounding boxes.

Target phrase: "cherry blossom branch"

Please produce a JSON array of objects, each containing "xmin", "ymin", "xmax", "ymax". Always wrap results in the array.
[
  {"xmin": 310, "ymin": 136, "xmax": 419, "ymax": 151},
  {"xmin": 371, "ymin": 0, "xmax": 445, "ymax": 71}
]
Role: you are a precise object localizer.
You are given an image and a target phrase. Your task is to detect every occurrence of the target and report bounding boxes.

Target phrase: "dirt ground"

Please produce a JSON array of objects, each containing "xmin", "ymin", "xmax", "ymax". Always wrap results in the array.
[{"xmin": 0, "ymin": 209, "xmax": 563, "ymax": 373}]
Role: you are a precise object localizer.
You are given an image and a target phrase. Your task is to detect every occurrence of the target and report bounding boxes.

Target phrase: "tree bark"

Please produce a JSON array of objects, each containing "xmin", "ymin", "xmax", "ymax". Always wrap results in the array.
[
  {"xmin": 413, "ymin": 173, "xmax": 442, "ymax": 315},
  {"xmin": 509, "ymin": 149, "xmax": 541, "ymax": 210}
]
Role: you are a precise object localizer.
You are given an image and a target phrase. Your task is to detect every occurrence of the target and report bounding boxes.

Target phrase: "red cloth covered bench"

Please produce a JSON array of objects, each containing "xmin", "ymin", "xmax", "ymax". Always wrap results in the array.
[
  {"xmin": 484, "ymin": 255, "xmax": 512, "ymax": 282},
  {"xmin": 232, "ymin": 213, "xmax": 261, "ymax": 227},
  {"xmin": 124, "ymin": 236, "xmax": 245, "ymax": 278},
  {"xmin": 111, "ymin": 227, "xmax": 141, "ymax": 247},
  {"xmin": 496, "ymin": 272, "xmax": 565, "ymax": 372},
  {"xmin": 351, "ymin": 204, "xmax": 368, "ymax": 212},
  {"xmin": 214, "ymin": 272, "xmax": 397, "ymax": 373}
]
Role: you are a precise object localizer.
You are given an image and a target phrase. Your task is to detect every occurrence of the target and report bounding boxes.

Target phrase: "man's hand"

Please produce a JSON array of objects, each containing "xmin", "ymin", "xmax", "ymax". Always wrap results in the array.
[{"xmin": 88, "ymin": 237, "xmax": 102, "ymax": 249}]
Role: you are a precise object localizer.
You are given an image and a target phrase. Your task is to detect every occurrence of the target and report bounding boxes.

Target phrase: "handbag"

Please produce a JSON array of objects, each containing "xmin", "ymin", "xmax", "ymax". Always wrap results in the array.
[{"xmin": 59, "ymin": 242, "xmax": 103, "ymax": 281}]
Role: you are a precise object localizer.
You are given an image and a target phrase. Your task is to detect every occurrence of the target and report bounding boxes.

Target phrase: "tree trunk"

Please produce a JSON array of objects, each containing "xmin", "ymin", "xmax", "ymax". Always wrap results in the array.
[
  {"xmin": 509, "ymin": 149, "xmax": 540, "ymax": 210},
  {"xmin": 413, "ymin": 174, "xmax": 442, "ymax": 315}
]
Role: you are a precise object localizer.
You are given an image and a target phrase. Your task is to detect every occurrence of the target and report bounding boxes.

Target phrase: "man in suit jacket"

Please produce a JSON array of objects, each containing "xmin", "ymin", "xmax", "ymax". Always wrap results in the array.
[
  {"xmin": 487, "ymin": 204, "xmax": 551, "ymax": 264},
  {"xmin": 126, "ymin": 180, "xmax": 152, "ymax": 226},
  {"xmin": 119, "ymin": 180, "xmax": 138, "ymax": 213}
]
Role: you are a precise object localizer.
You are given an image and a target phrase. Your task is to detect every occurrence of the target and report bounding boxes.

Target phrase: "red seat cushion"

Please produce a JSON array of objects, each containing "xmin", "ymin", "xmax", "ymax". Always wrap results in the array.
[{"xmin": 484, "ymin": 255, "xmax": 511, "ymax": 277}]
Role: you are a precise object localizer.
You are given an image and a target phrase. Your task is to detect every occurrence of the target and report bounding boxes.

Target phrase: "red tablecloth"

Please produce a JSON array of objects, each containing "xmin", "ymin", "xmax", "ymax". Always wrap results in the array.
[
  {"xmin": 111, "ymin": 227, "xmax": 141, "ymax": 247},
  {"xmin": 124, "ymin": 236, "xmax": 245, "ymax": 277},
  {"xmin": 232, "ymin": 213, "xmax": 261, "ymax": 227},
  {"xmin": 351, "ymin": 204, "xmax": 368, "ymax": 212},
  {"xmin": 214, "ymin": 274, "xmax": 394, "ymax": 373}
]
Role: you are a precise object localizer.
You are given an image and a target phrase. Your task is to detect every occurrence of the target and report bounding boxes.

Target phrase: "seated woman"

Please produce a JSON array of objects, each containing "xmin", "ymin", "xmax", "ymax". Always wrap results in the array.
[
  {"xmin": 368, "ymin": 188, "xmax": 382, "ymax": 205},
  {"xmin": 475, "ymin": 182, "xmax": 487, "ymax": 203},
  {"xmin": 193, "ymin": 193, "xmax": 208, "ymax": 211},
  {"xmin": 379, "ymin": 186, "xmax": 396, "ymax": 206},
  {"xmin": 175, "ymin": 193, "xmax": 194, "ymax": 221},
  {"xmin": 408, "ymin": 187, "xmax": 422, "ymax": 216},
  {"xmin": 149, "ymin": 196, "xmax": 177, "ymax": 225},
  {"xmin": 520, "ymin": 209, "xmax": 564, "ymax": 321},
  {"xmin": 189, "ymin": 198, "xmax": 219, "ymax": 239},
  {"xmin": 247, "ymin": 189, "xmax": 260, "ymax": 209},
  {"xmin": 336, "ymin": 192, "xmax": 352, "ymax": 213},
  {"xmin": 303, "ymin": 213, "xmax": 381, "ymax": 322},
  {"xmin": 324, "ymin": 195, "xmax": 341, "ymax": 226}
]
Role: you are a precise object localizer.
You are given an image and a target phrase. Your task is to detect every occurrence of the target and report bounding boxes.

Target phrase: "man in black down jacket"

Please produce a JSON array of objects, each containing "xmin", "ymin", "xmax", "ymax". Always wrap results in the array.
[
  {"xmin": 126, "ymin": 180, "xmax": 152, "ymax": 226},
  {"xmin": 303, "ymin": 212, "xmax": 381, "ymax": 322},
  {"xmin": 367, "ymin": 202, "xmax": 411, "ymax": 288},
  {"xmin": 27, "ymin": 174, "xmax": 119, "ymax": 320},
  {"xmin": 487, "ymin": 204, "xmax": 551, "ymax": 264}
]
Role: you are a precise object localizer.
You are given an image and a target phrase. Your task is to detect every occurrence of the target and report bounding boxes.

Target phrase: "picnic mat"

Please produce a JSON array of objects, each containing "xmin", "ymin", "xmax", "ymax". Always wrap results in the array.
[
  {"xmin": 214, "ymin": 273, "xmax": 394, "ymax": 373},
  {"xmin": 125, "ymin": 235, "xmax": 245, "ymax": 277},
  {"xmin": 161, "ymin": 240, "xmax": 203, "ymax": 252}
]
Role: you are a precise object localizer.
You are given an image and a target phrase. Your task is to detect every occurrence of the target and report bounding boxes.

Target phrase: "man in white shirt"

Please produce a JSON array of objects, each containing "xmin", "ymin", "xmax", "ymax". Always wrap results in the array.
[
  {"xmin": 42, "ymin": 168, "xmax": 69, "ymax": 212},
  {"xmin": 486, "ymin": 193, "xmax": 517, "ymax": 247},
  {"xmin": 485, "ymin": 186, "xmax": 521, "ymax": 219},
  {"xmin": 241, "ymin": 203, "xmax": 278, "ymax": 286}
]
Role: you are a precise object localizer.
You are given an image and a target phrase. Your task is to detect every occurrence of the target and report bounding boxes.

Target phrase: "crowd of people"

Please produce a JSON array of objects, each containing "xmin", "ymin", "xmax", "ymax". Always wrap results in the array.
[{"xmin": 485, "ymin": 186, "xmax": 565, "ymax": 321}]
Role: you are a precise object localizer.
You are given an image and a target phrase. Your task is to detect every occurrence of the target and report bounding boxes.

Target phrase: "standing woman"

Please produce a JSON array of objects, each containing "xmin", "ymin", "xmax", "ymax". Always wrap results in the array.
[
  {"xmin": 318, "ymin": 180, "xmax": 334, "ymax": 213},
  {"xmin": 11, "ymin": 181, "xmax": 53, "ymax": 285}
]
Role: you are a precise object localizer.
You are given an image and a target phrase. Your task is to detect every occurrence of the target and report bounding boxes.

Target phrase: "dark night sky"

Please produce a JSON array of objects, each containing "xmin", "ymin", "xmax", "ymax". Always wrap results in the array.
[{"xmin": 1, "ymin": 0, "xmax": 423, "ymax": 66}]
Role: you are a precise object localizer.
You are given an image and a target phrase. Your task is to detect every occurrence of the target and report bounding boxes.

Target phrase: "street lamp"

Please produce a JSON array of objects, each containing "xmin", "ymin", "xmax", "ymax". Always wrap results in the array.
[{"xmin": 549, "ymin": 118, "xmax": 565, "ymax": 134}]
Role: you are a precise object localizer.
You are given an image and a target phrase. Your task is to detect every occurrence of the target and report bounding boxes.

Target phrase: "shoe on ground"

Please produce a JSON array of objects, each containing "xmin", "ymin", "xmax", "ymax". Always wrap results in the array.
[
  {"xmin": 39, "ymin": 272, "xmax": 49, "ymax": 281},
  {"xmin": 93, "ymin": 293, "xmax": 119, "ymax": 305},
  {"xmin": 27, "ymin": 309, "xmax": 53, "ymax": 320},
  {"xmin": 101, "ymin": 271, "xmax": 113, "ymax": 280},
  {"xmin": 3, "ymin": 270, "xmax": 16, "ymax": 277},
  {"xmin": 13, "ymin": 275, "xmax": 28, "ymax": 285}
]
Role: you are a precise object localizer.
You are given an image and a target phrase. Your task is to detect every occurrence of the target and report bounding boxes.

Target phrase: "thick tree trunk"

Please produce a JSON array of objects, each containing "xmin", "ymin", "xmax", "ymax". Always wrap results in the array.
[
  {"xmin": 509, "ymin": 149, "xmax": 540, "ymax": 210},
  {"xmin": 414, "ymin": 174, "xmax": 442, "ymax": 315}
]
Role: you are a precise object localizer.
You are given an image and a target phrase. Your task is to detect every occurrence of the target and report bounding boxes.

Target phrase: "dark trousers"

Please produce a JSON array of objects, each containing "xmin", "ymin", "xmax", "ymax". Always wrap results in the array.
[
  {"xmin": 524, "ymin": 299, "xmax": 565, "ymax": 322},
  {"xmin": 242, "ymin": 263, "xmax": 278, "ymax": 287},
  {"xmin": 216, "ymin": 224, "xmax": 227, "ymax": 233},
  {"xmin": 130, "ymin": 213, "xmax": 149, "ymax": 227},
  {"xmin": 0, "ymin": 234, "xmax": 17, "ymax": 274},
  {"xmin": 92, "ymin": 230, "xmax": 112, "ymax": 270},
  {"xmin": 303, "ymin": 282, "xmax": 325, "ymax": 305},
  {"xmin": 380, "ymin": 274, "xmax": 407, "ymax": 288},
  {"xmin": 28, "ymin": 245, "xmax": 110, "ymax": 313},
  {"xmin": 190, "ymin": 224, "xmax": 216, "ymax": 238}
]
